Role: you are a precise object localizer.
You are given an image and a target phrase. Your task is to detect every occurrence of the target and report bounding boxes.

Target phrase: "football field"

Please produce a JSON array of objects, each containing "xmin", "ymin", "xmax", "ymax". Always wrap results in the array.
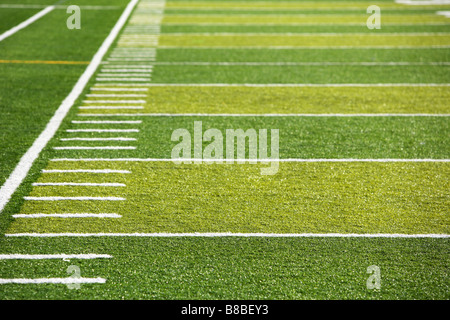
[{"xmin": 0, "ymin": 0, "xmax": 449, "ymax": 300}]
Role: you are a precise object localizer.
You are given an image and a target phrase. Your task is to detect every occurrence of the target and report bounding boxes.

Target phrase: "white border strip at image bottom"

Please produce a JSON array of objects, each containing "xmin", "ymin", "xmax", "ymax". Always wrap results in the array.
[{"xmin": 5, "ymin": 233, "xmax": 450, "ymax": 238}]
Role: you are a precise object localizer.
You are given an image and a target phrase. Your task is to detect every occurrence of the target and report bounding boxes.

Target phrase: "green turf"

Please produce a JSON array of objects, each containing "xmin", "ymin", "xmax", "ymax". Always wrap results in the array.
[
  {"xmin": 161, "ymin": 24, "xmax": 450, "ymax": 34},
  {"xmin": 81, "ymin": 86, "xmax": 450, "ymax": 114},
  {"xmin": 0, "ymin": 237, "xmax": 448, "ymax": 299},
  {"xmin": 0, "ymin": 0, "xmax": 448, "ymax": 301},
  {"xmin": 161, "ymin": 14, "xmax": 450, "ymax": 25},
  {"xmin": 155, "ymin": 48, "xmax": 450, "ymax": 62},
  {"xmin": 0, "ymin": 8, "xmax": 42, "ymax": 34},
  {"xmin": 155, "ymin": 34, "xmax": 450, "ymax": 48}
]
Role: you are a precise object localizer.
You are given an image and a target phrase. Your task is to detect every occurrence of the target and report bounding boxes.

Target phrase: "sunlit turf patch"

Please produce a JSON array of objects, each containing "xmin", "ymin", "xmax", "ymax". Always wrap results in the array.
[
  {"xmin": 148, "ymin": 64, "xmax": 450, "ymax": 83},
  {"xmin": 155, "ymin": 34, "xmax": 450, "ymax": 47},
  {"xmin": 52, "ymin": 116, "xmax": 449, "ymax": 159},
  {"xmin": 82, "ymin": 86, "xmax": 450, "ymax": 114},
  {"xmin": 7, "ymin": 162, "xmax": 449, "ymax": 234},
  {"xmin": 160, "ymin": 14, "xmax": 450, "ymax": 25},
  {"xmin": 0, "ymin": 237, "xmax": 448, "ymax": 299},
  {"xmin": 160, "ymin": 24, "xmax": 450, "ymax": 34},
  {"xmin": 155, "ymin": 48, "xmax": 450, "ymax": 62}
]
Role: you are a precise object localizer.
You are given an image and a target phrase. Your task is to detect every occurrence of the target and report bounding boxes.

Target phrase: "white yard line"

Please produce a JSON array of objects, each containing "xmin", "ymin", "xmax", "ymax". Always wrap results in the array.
[
  {"xmin": 66, "ymin": 129, "xmax": 139, "ymax": 132},
  {"xmin": 60, "ymin": 137, "xmax": 137, "ymax": 141},
  {"xmin": 76, "ymin": 113, "xmax": 450, "ymax": 117},
  {"xmin": 149, "ymin": 61, "xmax": 450, "ymax": 66},
  {"xmin": 0, "ymin": 278, "xmax": 106, "ymax": 284},
  {"xmin": 23, "ymin": 197, "xmax": 126, "ymax": 201},
  {"xmin": 13, "ymin": 213, "xmax": 122, "ymax": 218},
  {"xmin": 4, "ymin": 233, "xmax": 449, "ymax": 238},
  {"xmin": 42, "ymin": 169, "xmax": 131, "ymax": 173},
  {"xmin": 0, "ymin": 5, "xmax": 55, "ymax": 42},
  {"xmin": 53, "ymin": 146, "xmax": 136, "ymax": 150},
  {"xmin": 32, "ymin": 182, "xmax": 126, "ymax": 186},
  {"xmin": 88, "ymin": 83, "xmax": 450, "ymax": 87},
  {"xmin": 0, "ymin": 0, "xmax": 140, "ymax": 214},
  {"xmin": 0, "ymin": 254, "xmax": 112, "ymax": 260},
  {"xmin": 49, "ymin": 158, "xmax": 450, "ymax": 163}
]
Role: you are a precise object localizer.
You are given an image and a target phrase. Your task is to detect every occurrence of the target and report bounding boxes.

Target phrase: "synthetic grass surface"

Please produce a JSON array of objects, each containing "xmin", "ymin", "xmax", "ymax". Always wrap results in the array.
[
  {"xmin": 0, "ymin": 237, "xmax": 448, "ymax": 299},
  {"xmin": 7, "ymin": 162, "xmax": 449, "ymax": 234},
  {"xmin": 81, "ymin": 86, "xmax": 450, "ymax": 114}
]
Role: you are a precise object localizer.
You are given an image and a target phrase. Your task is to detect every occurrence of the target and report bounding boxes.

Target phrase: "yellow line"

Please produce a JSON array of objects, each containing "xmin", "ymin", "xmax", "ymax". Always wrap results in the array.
[{"xmin": 0, "ymin": 59, "xmax": 90, "ymax": 65}]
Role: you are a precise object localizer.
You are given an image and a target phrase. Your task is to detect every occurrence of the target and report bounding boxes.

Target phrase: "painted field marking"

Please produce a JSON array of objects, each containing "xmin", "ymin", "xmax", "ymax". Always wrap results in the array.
[
  {"xmin": 149, "ymin": 61, "xmax": 450, "ymax": 66},
  {"xmin": 161, "ymin": 32, "xmax": 450, "ymax": 36},
  {"xmin": 78, "ymin": 106, "xmax": 144, "ymax": 110},
  {"xmin": 157, "ymin": 45, "xmax": 450, "ymax": 49},
  {"xmin": 66, "ymin": 129, "xmax": 139, "ymax": 132},
  {"xmin": 72, "ymin": 120, "xmax": 142, "ymax": 124},
  {"xmin": 395, "ymin": 0, "xmax": 450, "ymax": 4},
  {"xmin": 13, "ymin": 213, "xmax": 122, "ymax": 218},
  {"xmin": 98, "ymin": 83, "xmax": 450, "ymax": 87},
  {"xmin": 53, "ymin": 146, "xmax": 136, "ymax": 150},
  {"xmin": 60, "ymin": 138, "xmax": 137, "ymax": 141},
  {"xmin": 86, "ymin": 94, "xmax": 148, "ymax": 97},
  {"xmin": 0, "ymin": 254, "xmax": 112, "ymax": 260},
  {"xmin": 5, "ymin": 233, "xmax": 449, "ymax": 238},
  {"xmin": 0, "ymin": 5, "xmax": 55, "ymax": 42},
  {"xmin": 32, "ymin": 182, "xmax": 126, "ymax": 187},
  {"xmin": 77, "ymin": 113, "xmax": 450, "ymax": 117},
  {"xmin": 90, "ymin": 88, "xmax": 148, "ymax": 91},
  {"xmin": 0, "ymin": 0, "xmax": 140, "ymax": 214},
  {"xmin": 0, "ymin": 278, "xmax": 107, "ymax": 284},
  {"xmin": 96, "ymin": 78, "xmax": 151, "ymax": 81},
  {"xmin": 97, "ymin": 73, "xmax": 152, "ymax": 77},
  {"xmin": 23, "ymin": 197, "xmax": 126, "ymax": 201},
  {"xmin": 436, "ymin": 11, "xmax": 450, "ymax": 17},
  {"xmin": 49, "ymin": 158, "xmax": 450, "ymax": 163},
  {"xmin": 83, "ymin": 100, "xmax": 146, "ymax": 103},
  {"xmin": 42, "ymin": 169, "xmax": 131, "ymax": 173}
]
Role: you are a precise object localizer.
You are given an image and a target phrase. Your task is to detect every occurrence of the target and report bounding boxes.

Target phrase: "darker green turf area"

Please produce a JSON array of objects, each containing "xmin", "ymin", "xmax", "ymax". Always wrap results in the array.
[
  {"xmin": 151, "ymin": 64, "xmax": 450, "ymax": 84},
  {"xmin": 155, "ymin": 48, "xmax": 450, "ymax": 63},
  {"xmin": 0, "ymin": 8, "xmax": 42, "ymax": 34},
  {"xmin": 0, "ymin": 237, "xmax": 448, "ymax": 299},
  {"xmin": 161, "ymin": 24, "xmax": 450, "ymax": 34},
  {"xmin": 48, "ymin": 116, "xmax": 449, "ymax": 159},
  {"xmin": 0, "ymin": 5, "xmax": 124, "ymax": 61}
]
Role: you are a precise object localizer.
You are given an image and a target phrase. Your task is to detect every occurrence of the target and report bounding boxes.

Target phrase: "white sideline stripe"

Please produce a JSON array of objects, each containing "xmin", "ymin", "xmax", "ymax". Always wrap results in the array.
[
  {"xmin": 0, "ymin": 278, "xmax": 107, "ymax": 284},
  {"xmin": 164, "ymin": 23, "xmax": 449, "ymax": 26},
  {"xmin": 0, "ymin": 0, "xmax": 140, "ymax": 214},
  {"xmin": 13, "ymin": 213, "xmax": 122, "ymax": 218},
  {"xmin": 115, "ymin": 83, "xmax": 450, "ymax": 87},
  {"xmin": 32, "ymin": 183, "xmax": 126, "ymax": 186},
  {"xmin": 151, "ymin": 61, "xmax": 450, "ymax": 66},
  {"xmin": 60, "ymin": 138, "xmax": 137, "ymax": 141},
  {"xmin": 77, "ymin": 113, "xmax": 450, "ymax": 117},
  {"xmin": 0, "ymin": 254, "xmax": 112, "ymax": 260},
  {"xmin": 83, "ymin": 100, "xmax": 146, "ymax": 103},
  {"xmin": 5, "ymin": 233, "xmax": 449, "ymax": 238},
  {"xmin": 53, "ymin": 146, "xmax": 136, "ymax": 150},
  {"xmin": 79, "ymin": 106, "xmax": 144, "ymax": 110},
  {"xmin": 0, "ymin": 5, "xmax": 55, "ymax": 42},
  {"xmin": 24, "ymin": 197, "xmax": 126, "ymax": 201},
  {"xmin": 72, "ymin": 120, "xmax": 142, "ymax": 124},
  {"xmin": 49, "ymin": 158, "xmax": 450, "ymax": 163},
  {"xmin": 66, "ymin": 129, "xmax": 139, "ymax": 132},
  {"xmin": 42, "ymin": 169, "xmax": 131, "ymax": 173}
]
